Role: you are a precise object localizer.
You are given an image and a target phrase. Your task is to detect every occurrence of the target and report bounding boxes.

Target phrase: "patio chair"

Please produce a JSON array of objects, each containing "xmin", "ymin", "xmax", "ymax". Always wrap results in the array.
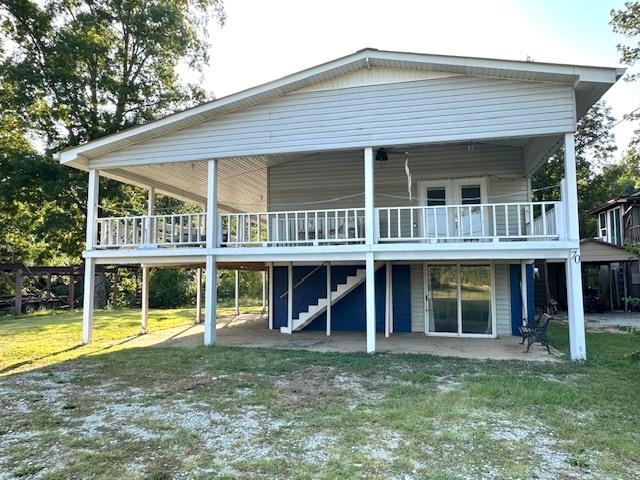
[{"xmin": 519, "ymin": 313, "xmax": 552, "ymax": 353}]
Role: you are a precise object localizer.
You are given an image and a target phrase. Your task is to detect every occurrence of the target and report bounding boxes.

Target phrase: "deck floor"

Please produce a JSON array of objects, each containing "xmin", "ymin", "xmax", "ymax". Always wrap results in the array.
[{"xmin": 126, "ymin": 314, "xmax": 561, "ymax": 362}]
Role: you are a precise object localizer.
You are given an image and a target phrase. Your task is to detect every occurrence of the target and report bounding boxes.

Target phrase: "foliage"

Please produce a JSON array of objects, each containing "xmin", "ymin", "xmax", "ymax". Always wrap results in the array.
[
  {"xmin": 611, "ymin": 1, "xmax": 640, "ymax": 84},
  {"xmin": 148, "ymin": 268, "xmax": 196, "ymax": 308},
  {"xmin": 217, "ymin": 269, "xmax": 265, "ymax": 301},
  {"xmin": 532, "ymin": 102, "xmax": 617, "ymax": 238},
  {"xmin": 0, "ymin": 0, "xmax": 224, "ymax": 264}
]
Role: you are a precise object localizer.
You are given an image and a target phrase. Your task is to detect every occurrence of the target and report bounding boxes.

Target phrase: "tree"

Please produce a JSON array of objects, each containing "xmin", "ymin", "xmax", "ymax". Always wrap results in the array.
[
  {"xmin": 532, "ymin": 101, "xmax": 617, "ymax": 238},
  {"xmin": 611, "ymin": 2, "xmax": 640, "ymax": 83},
  {"xmin": 0, "ymin": 0, "xmax": 224, "ymax": 264}
]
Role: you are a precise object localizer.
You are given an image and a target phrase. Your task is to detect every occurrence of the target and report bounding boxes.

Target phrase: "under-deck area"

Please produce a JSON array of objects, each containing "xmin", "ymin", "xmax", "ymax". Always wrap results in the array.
[{"xmin": 120, "ymin": 313, "xmax": 559, "ymax": 362}]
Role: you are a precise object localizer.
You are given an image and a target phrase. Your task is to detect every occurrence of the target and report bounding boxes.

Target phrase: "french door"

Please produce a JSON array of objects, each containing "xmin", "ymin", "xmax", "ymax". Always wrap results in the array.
[
  {"xmin": 420, "ymin": 178, "xmax": 487, "ymax": 239},
  {"xmin": 425, "ymin": 264, "xmax": 495, "ymax": 337}
]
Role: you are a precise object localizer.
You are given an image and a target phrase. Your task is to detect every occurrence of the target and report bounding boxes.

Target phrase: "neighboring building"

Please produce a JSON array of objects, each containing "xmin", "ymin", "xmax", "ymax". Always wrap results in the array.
[
  {"xmin": 585, "ymin": 193, "xmax": 640, "ymax": 307},
  {"xmin": 57, "ymin": 49, "xmax": 625, "ymax": 360}
]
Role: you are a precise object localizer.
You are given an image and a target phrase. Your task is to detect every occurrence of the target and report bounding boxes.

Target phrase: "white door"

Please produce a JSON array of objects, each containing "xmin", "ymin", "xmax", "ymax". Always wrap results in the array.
[{"xmin": 419, "ymin": 178, "xmax": 487, "ymax": 239}]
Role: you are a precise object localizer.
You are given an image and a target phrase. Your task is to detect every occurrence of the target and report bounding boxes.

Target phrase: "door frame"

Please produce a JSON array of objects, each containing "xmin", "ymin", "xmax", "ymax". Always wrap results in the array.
[
  {"xmin": 423, "ymin": 262, "xmax": 497, "ymax": 338},
  {"xmin": 417, "ymin": 178, "xmax": 488, "ymax": 239}
]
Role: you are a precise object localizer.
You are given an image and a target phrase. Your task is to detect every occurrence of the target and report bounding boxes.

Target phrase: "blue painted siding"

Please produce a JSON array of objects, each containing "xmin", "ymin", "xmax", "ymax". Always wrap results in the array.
[
  {"xmin": 509, "ymin": 264, "xmax": 535, "ymax": 336},
  {"xmin": 271, "ymin": 264, "xmax": 412, "ymax": 332}
]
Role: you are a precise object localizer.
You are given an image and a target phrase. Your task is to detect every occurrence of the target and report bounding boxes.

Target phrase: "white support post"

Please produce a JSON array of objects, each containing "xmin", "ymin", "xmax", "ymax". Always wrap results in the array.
[
  {"xmin": 146, "ymin": 187, "xmax": 155, "ymax": 243},
  {"xmin": 195, "ymin": 267, "xmax": 203, "ymax": 324},
  {"xmin": 262, "ymin": 270, "xmax": 267, "ymax": 310},
  {"xmin": 364, "ymin": 147, "xmax": 376, "ymax": 352},
  {"xmin": 82, "ymin": 169, "xmax": 99, "ymax": 344},
  {"xmin": 204, "ymin": 255, "xmax": 217, "ymax": 345},
  {"xmin": 268, "ymin": 264, "xmax": 274, "ymax": 329},
  {"xmin": 564, "ymin": 133, "xmax": 586, "ymax": 360},
  {"xmin": 326, "ymin": 262, "xmax": 331, "ymax": 336},
  {"xmin": 141, "ymin": 265, "xmax": 150, "ymax": 333},
  {"xmin": 364, "ymin": 147, "xmax": 374, "ymax": 245},
  {"xmin": 82, "ymin": 259, "xmax": 96, "ymax": 344},
  {"xmin": 204, "ymin": 159, "xmax": 218, "ymax": 346},
  {"xmin": 141, "ymin": 187, "xmax": 155, "ymax": 331},
  {"xmin": 234, "ymin": 269, "xmax": 240, "ymax": 316},
  {"xmin": 287, "ymin": 262, "xmax": 293, "ymax": 333},
  {"xmin": 366, "ymin": 252, "xmax": 376, "ymax": 353},
  {"xmin": 385, "ymin": 261, "xmax": 391, "ymax": 337},
  {"xmin": 520, "ymin": 261, "xmax": 528, "ymax": 326}
]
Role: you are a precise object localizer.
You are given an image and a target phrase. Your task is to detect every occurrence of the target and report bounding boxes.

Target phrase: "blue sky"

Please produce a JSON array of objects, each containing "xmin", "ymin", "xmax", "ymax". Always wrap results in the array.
[{"xmin": 206, "ymin": 0, "xmax": 638, "ymax": 156}]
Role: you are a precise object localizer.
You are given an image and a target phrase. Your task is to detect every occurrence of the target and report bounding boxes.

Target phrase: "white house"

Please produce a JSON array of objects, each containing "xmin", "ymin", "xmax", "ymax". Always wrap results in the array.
[{"xmin": 57, "ymin": 49, "xmax": 625, "ymax": 360}]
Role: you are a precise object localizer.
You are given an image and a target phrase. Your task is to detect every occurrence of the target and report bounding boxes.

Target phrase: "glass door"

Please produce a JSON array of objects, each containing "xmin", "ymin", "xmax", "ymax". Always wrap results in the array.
[
  {"xmin": 425, "ymin": 264, "xmax": 494, "ymax": 336},
  {"xmin": 423, "ymin": 185, "xmax": 449, "ymax": 239}
]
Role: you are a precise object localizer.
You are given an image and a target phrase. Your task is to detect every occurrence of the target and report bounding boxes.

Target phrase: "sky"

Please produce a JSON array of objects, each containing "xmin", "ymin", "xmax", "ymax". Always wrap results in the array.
[{"xmin": 203, "ymin": 0, "xmax": 639, "ymax": 158}]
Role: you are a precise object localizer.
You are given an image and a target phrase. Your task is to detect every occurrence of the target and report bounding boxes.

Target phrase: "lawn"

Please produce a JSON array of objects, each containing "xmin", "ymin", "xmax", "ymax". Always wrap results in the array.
[{"xmin": 0, "ymin": 311, "xmax": 639, "ymax": 479}]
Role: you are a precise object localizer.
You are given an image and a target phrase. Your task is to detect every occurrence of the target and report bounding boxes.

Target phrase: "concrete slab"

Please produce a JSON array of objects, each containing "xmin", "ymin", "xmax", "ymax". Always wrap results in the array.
[{"xmin": 129, "ymin": 314, "xmax": 561, "ymax": 362}]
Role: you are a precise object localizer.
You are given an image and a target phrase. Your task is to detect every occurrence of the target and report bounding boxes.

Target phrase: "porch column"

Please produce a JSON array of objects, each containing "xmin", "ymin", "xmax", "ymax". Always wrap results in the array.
[
  {"xmin": 234, "ymin": 269, "xmax": 240, "ymax": 316},
  {"xmin": 520, "ymin": 261, "xmax": 528, "ymax": 325},
  {"xmin": 364, "ymin": 147, "xmax": 376, "ymax": 353},
  {"xmin": 141, "ymin": 187, "xmax": 155, "ymax": 332},
  {"xmin": 564, "ymin": 132, "xmax": 586, "ymax": 360},
  {"xmin": 141, "ymin": 265, "xmax": 149, "ymax": 334},
  {"xmin": 326, "ymin": 262, "xmax": 331, "ymax": 336},
  {"xmin": 262, "ymin": 270, "xmax": 267, "ymax": 310},
  {"xmin": 268, "ymin": 264, "xmax": 274, "ymax": 329},
  {"xmin": 204, "ymin": 159, "xmax": 218, "ymax": 346},
  {"xmin": 385, "ymin": 261, "xmax": 393, "ymax": 337},
  {"xmin": 287, "ymin": 262, "xmax": 293, "ymax": 332},
  {"xmin": 82, "ymin": 168, "xmax": 99, "ymax": 344},
  {"xmin": 195, "ymin": 267, "xmax": 203, "ymax": 324}
]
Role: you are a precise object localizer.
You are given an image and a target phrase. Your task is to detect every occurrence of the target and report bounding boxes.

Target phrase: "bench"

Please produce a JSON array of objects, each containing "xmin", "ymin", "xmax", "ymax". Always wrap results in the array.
[{"xmin": 519, "ymin": 313, "xmax": 552, "ymax": 353}]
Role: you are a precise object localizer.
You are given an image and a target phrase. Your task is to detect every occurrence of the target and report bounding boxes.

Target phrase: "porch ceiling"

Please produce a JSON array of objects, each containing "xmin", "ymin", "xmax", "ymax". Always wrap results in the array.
[{"xmin": 101, "ymin": 136, "xmax": 552, "ymax": 212}]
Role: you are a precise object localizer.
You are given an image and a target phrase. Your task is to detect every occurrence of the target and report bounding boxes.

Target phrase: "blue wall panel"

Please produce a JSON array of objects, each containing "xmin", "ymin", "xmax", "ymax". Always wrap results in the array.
[
  {"xmin": 271, "ymin": 264, "xmax": 412, "ymax": 332},
  {"xmin": 509, "ymin": 264, "xmax": 536, "ymax": 336}
]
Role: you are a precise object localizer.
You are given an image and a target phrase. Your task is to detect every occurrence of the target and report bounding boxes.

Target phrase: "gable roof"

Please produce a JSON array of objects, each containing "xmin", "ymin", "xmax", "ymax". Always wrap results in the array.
[
  {"xmin": 57, "ymin": 48, "xmax": 624, "ymax": 169},
  {"xmin": 588, "ymin": 192, "xmax": 640, "ymax": 215}
]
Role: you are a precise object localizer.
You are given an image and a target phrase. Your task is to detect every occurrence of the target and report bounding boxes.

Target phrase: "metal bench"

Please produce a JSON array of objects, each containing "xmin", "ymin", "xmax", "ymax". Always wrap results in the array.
[{"xmin": 519, "ymin": 313, "xmax": 552, "ymax": 353}]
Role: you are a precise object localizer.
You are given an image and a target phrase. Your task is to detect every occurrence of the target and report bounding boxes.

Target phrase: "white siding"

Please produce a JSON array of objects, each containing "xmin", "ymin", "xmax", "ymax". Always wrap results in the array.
[
  {"xmin": 494, "ymin": 264, "xmax": 512, "ymax": 336},
  {"xmin": 91, "ymin": 75, "xmax": 575, "ymax": 168},
  {"xmin": 268, "ymin": 143, "xmax": 528, "ymax": 211},
  {"xmin": 410, "ymin": 263, "xmax": 425, "ymax": 332},
  {"xmin": 294, "ymin": 68, "xmax": 459, "ymax": 93}
]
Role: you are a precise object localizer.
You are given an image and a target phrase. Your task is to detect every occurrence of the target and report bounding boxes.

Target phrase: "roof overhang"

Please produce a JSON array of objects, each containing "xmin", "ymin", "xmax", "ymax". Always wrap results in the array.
[{"xmin": 57, "ymin": 48, "xmax": 625, "ymax": 169}]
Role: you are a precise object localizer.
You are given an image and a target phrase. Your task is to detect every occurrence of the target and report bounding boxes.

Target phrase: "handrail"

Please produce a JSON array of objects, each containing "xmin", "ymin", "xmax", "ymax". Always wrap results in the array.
[{"xmin": 279, "ymin": 262, "xmax": 327, "ymax": 299}]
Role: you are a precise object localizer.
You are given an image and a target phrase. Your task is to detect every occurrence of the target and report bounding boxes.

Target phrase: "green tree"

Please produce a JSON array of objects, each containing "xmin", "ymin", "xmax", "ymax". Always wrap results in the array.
[
  {"xmin": 0, "ymin": 0, "xmax": 224, "ymax": 264},
  {"xmin": 611, "ymin": 1, "xmax": 640, "ymax": 84},
  {"xmin": 532, "ymin": 101, "xmax": 617, "ymax": 238}
]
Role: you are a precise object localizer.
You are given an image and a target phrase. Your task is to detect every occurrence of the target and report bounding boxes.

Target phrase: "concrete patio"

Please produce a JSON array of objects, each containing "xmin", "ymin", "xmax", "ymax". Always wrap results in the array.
[{"xmin": 127, "ymin": 314, "xmax": 561, "ymax": 362}]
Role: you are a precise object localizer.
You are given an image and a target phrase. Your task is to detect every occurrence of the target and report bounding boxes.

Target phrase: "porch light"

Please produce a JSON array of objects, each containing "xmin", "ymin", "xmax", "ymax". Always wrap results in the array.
[{"xmin": 375, "ymin": 148, "xmax": 388, "ymax": 161}]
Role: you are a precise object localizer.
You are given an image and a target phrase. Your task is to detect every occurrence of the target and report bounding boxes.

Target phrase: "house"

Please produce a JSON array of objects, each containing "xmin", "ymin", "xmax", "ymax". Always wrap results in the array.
[
  {"xmin": 57, "ymin": 49, "xmax": 625, "ymax": 361},
  {"xmin": 584, "ymin": 193, "xmax": 640, "ymax": 308}
]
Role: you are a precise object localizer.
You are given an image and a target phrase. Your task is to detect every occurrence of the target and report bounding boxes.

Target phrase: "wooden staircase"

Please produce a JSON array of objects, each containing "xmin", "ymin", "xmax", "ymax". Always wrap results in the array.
[{"xmin": 281, "ymin": 263, "xmax": 383, "ymax": 333}]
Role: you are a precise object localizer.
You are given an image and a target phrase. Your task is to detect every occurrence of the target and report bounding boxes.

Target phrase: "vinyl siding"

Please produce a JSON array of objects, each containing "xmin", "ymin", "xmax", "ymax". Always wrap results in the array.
[
  {"xmin": 90, "ymin": 75, "xmax": 575, "ymax": 167},
  {"xmin": 494, "ymin": 264, "xmax": 512, "ymax": 336},
  {"xmin": 410, "ymin": 264, "xmax": 425, "ymax": 333},
  {"xmin": 268, "ymin": 143, "xmax": 528, "ymax": 211}
]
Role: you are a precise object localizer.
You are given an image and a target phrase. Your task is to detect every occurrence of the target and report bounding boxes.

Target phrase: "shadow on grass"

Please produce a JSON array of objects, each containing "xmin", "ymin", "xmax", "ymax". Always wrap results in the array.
[{"xmin": 0, "ymin": 343, "xmax": 86, "ymax": 374}]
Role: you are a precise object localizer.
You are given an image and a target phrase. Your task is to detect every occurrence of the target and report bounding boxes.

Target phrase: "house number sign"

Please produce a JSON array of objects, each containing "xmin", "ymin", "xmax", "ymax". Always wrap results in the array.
[{"xmin": 570, "ymin": 249, "xmax": 581, "ymax": 264}]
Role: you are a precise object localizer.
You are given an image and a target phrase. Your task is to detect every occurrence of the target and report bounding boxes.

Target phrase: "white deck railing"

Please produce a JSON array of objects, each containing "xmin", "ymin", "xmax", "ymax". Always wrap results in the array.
[
  {"xmin": 95, "ymin": 213, "xmax": 206, "ymax": 248},
  {"xmin": 93, "ymin": 202, "xmax": 563, "ymax": 249},
  {"xmin": 220, "ymin": 208, "xmax": 365, "ymax": 246},
  {"xmin": 376, "ymin": 201, "xmax": 561, "ymax": 242}
]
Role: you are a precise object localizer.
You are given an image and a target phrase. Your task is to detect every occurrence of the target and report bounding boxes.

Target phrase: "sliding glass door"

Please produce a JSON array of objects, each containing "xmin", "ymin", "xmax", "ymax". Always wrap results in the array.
[{"xmin": 426, "ymin": 264, "xmax": 494, "ymax": 336}]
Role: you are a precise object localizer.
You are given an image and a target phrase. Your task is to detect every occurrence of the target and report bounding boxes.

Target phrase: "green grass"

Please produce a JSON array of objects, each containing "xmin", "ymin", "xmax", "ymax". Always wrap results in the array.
[
  {"xmin": 0, "ymin": 304, "xmax": 265, "ymax": 373},
  {"xmin": 0, "ymin": 310, "xmax": 639, "ymax": 479}
]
